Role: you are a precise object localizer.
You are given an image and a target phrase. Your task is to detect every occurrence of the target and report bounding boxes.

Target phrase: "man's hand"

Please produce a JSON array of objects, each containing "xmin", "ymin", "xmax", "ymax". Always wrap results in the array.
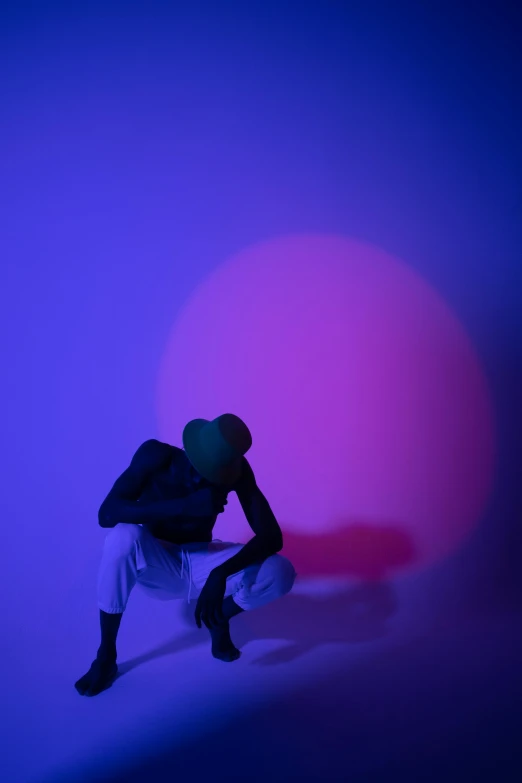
[
  {"xmin": 184, "ymin": 487, "xmax": 228, "ymax": 517},
  {"xmin": 194, "ymin": 569, "xmax": 228, "ymax": 629}
]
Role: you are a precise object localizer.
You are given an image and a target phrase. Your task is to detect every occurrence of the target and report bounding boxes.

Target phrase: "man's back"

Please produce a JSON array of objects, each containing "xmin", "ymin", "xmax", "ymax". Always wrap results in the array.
[
  {"xmin": 100, "ymin": 440, "xmax": 227, "ymax": 545},
  {"xmin": 139, "ymin": 444, "xmax": 220, "ymax": 544}
]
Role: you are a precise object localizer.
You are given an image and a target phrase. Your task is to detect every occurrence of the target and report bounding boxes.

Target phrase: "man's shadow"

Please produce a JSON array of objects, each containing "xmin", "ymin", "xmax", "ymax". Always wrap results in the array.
[{"xmin": 118, "ymin": 520, "xmax": 415, "ymax": 675}]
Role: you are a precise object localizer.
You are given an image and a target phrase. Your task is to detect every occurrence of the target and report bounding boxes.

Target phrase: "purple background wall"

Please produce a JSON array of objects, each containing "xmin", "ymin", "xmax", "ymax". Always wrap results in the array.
[{"xmin": 2, "ymin": 1, "xmax": 521, "ymax": 781}]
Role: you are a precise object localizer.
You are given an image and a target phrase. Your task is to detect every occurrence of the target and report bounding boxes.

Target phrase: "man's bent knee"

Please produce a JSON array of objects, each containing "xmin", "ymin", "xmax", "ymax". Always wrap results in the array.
[
  {"xmin": 103, "ymin": 523, "xmax": 145, "ymax": 558},
  {"xmin": 271, "ymin": 554, "xmax": 297, "ymax": 596}
]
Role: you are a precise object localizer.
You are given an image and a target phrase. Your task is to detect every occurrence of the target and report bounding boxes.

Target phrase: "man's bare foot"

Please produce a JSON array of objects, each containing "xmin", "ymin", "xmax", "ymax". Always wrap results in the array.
[
  {"xmin": 75, "ymin": 656, "xmax": 118, "ymax": 696},
  {"xmin": 210, "ymin": 620, "xmax": 241, "ymax": 662}
]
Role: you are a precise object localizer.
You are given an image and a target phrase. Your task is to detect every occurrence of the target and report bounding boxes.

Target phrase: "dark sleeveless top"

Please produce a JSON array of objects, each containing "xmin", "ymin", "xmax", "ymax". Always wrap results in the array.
[{"xmin": 137, "ymin": 445, "xmax": 219, "ymax": 545}]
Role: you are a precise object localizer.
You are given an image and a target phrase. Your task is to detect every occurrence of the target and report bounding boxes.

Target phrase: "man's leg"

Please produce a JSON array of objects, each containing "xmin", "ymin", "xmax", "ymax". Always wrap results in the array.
[
  {"xmin": 189, "ymin": 542, "xmax": 297, "ymax": 662},
  {"xmin": 75, "ymin": 524, "xmax": 187, "ymax": 696},
  {"xmin": 206, "ymin": 594, "xmax": 245, "ymax": 662},
  {"xmin": 74, "ymin": 610, "xmax": 122, "ymax": 696}
]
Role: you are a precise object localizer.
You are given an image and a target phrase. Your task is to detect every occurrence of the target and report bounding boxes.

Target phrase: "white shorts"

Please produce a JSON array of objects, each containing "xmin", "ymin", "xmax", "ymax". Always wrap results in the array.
[{"xmin": 97, "ymin": 522, "xmax": 296, "ymax": 614}]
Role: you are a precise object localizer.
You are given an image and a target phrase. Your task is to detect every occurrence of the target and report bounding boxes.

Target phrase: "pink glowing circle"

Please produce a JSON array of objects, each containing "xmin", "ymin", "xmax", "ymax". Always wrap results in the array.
[{"xmin": 156, "ymin": 234, "xmax": 495, "ymax": 576}]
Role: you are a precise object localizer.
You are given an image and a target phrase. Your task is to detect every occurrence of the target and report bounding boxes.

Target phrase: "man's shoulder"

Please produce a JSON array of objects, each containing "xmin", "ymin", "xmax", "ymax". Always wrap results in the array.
[
  {"xmin": 134, "ymin": 438, "xmax": 179, "ymax": 466},
  {"xmin": 137, "ymin": 437, "xmax": 177, "ymax": 453}
]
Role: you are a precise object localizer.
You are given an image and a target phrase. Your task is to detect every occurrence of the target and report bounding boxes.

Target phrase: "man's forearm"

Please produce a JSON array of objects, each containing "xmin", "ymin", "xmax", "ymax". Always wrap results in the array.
[
  {"xmin": 98, "ymin": 497, "xmax": 190, "ymax": 528},
  {"xmin": 213, "ymin": 534, "xmax": 282, "ymax": 579}
]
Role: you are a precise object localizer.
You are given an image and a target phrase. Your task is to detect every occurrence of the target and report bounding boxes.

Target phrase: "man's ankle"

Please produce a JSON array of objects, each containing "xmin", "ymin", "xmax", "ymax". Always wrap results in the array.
[
  {"xmin": 222, "ymin": 595, "xmax": 244, "ymax": 621},
  {"xmin": 97, "ymin": 644, "xmax": 117, "ymax": 663}
]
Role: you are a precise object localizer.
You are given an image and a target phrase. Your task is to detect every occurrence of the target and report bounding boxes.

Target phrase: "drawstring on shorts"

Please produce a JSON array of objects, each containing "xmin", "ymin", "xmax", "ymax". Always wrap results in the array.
[{"xmin": 180, "ymin": 548, "xmax": 193, "ymax": 604}]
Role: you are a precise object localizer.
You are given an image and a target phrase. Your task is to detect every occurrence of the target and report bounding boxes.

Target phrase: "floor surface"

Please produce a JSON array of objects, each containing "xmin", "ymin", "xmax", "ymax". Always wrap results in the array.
[{"xmin": 4, "ymin": 558, "xmax": 522, "ymax": 782}]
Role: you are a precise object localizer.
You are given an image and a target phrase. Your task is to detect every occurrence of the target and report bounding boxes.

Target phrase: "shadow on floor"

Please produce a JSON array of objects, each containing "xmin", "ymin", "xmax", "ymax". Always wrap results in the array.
[
  {"xmin": 48, "ymin": 603, "xmax": 522, "ymax": 783},
  {"xmin": 117, "ymin": 579, "xmax": 398, "ymax": 677}
]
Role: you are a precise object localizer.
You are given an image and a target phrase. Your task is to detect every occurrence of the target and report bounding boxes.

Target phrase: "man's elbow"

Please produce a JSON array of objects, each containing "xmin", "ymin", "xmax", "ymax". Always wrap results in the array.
[
  {"xmin": 98, "ymin": 503, "xmax": 113, "ymax": 528},
  {"xmin": 271, "ymin": 532, "xmax": 284, "ymax": 553}
]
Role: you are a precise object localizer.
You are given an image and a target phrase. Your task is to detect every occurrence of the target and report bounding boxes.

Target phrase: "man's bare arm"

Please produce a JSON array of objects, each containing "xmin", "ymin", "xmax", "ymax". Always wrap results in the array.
[
  {"xmin": 212, "ymin": 459, "xmax": 283, "ymax": 578},
  {"xmin": 98, "ymin": 439, "xmax": 187, "ymax": 527}
]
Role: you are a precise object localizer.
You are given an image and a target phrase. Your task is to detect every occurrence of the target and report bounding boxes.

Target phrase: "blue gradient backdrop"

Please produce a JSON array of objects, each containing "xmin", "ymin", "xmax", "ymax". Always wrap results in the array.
[{"xmin": 2, "ymin": 1, "xmax": 521, "ymax": 781}]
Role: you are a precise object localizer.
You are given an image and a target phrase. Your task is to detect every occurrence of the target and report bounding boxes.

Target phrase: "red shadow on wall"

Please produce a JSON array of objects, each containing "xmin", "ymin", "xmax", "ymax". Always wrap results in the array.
[{"xmin": 281, "ymin": 519, "xmax": 417, "ymax": 581}]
